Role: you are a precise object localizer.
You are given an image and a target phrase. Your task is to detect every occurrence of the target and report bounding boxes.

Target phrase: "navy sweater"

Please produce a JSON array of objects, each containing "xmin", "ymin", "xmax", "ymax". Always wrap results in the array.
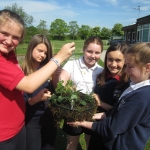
[
  {"xmin": 94, "ymin": 78, "xmax": 129, "ymax": 112},
  {"xmin": 92, "ymin": 85, "xmax": 150, "ymax": 150},
  {"xmin": 24, "ymin": 80, "xmax": 52, "ymax": 124}
]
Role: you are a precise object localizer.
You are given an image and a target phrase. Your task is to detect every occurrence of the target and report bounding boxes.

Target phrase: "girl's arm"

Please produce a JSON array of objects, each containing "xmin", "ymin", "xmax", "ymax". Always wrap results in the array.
[
  {"xmin": 16, "ymin": 42, "xmax": 75, "ymax": 93},
  {"xmin": 93, "ymin": 93, "xmax": 113, "ymax": 111},
  {"xmin": 67, "ymin": 112, "xmax": 106, "ymax": 129},
  {"xmin": 27, "ymin": 88, "xmax": 51, "ymax": 105}
]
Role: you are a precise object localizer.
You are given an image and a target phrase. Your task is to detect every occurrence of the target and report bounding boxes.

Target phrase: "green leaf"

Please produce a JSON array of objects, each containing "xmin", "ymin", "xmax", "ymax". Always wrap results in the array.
[
  {"xmin": 80, "ymin": 100, "xmax": 86, "ymax": 106},
  {"xmin": 57, "ymin": 96, "xmax": 63, "ymax": 102},
  {"xmin": 71, "ymin": 94, "xmax": 77, "ymax": 100}
]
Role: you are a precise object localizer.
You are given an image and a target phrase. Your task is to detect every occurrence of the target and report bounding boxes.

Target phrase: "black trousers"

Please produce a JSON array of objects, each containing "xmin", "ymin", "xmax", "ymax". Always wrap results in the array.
[
  {"xmin": 0, "ymin": 125, "xmax": 26, "ymax": 150},
  {"xmin": 26, "ymin": 118, "xmax": 57, "ymax": 150}
]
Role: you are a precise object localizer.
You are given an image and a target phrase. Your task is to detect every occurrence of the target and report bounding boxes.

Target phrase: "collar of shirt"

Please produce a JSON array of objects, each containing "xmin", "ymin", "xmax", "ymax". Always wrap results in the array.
[
  {"xmin": 0, "ymin": 51, "xmax": 18, "ymax": 64},
  {"xmin": 119, "ymin": 79, "xmax": 150, "ymax": 100},
  {"xmin": 130, "ymin": 79, "xmax": 150, "ymax": 90},
  {"xmin": 107, "ymin": 72, "xmax": 120, "ymax": 81},
  {"xmin": 79, "ymin": 56, "xmax": 99, "ymax": 70}
]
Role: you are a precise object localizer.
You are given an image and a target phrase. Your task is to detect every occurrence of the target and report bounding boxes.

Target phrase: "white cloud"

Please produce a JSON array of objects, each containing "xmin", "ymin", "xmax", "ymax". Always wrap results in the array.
[
  {"xmin": 104, "ymin": 0, "xmax": 118, "ymax": 6},
  {"xmin": 140, "ymin": 6, "xmax": 150, "ymax": 11},
  {"xmin": 132, "ymin": 0, "xmax": 150, "ymax": 4},
  {"xmin": 76, "ymin": 0, "xmax": 99, "ymax": 7}
]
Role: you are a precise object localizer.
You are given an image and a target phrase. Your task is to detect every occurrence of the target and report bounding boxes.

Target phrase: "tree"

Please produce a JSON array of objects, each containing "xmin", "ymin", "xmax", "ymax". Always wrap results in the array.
[
  {"xmin": 37, "ymin": 20, "xmax": 48, "ymax": 35},
  {"xmin": 111, "ymin": 23, "xmax": 124, "ymax": 36},
  {"xmin": 89, "ymin": 26, "xmax": 101, "ymax": 37},
  {"xmin": 24, "ymin": 26, "xmax": 38, "ymax": 43},
  {"xmin": 50, "ymin": 19, "xmax": 68, "ymax": 40},
  {"xmin": 78, "ymin": 25, "xmax": 91, "ymax": 40},
  {"xmin": 5, "ymin": 3, "xmax": 33, "ymax": 26},
  {"xmin": 100, "ymin": 27, "xmax": 111, "ymax": 39},
  {"xmin": 68, "ymin": 21, "xmax": 79, "ymax": 40}
]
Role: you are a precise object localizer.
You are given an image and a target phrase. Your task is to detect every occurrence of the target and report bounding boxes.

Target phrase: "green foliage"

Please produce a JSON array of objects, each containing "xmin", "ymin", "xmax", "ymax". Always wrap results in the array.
[
  {"xmin": 36, "ymin": 20, "xmax": 48, "ymax": 35},
  {"xmin": 78, "ymin": 25, "xmax": 91, "ymax": 40},
  {"xmin": 48, "ymin": 80, "xmax": 97, "ymax": 122},
  {"xmin": 111, "ymin": 23, "xmax": 124, "ymax": 36},
  {"xmin": 100, "ymin": 27, "xmax": 112, "ymax": 40},
  {"xmin": 49, "ymin": 80, "xmax": 94, "ymax": 107},
  {"xmin": 5, "ymin": 3, "xmax": 33, "ymax": 27},
  {"xmin": 50, "ymin": 19, "xmax": 68, "ymax": 40},
  {"xmin": 89, "ymin": 26, "xmax": 101, "ymax": 37},
  {"xmin": 24, "ymin": 26, "xmax": 38, "ymax": 43},
  {"xmin": 68, "ymin": 21, "xmax": 79, "ymax": 40}
]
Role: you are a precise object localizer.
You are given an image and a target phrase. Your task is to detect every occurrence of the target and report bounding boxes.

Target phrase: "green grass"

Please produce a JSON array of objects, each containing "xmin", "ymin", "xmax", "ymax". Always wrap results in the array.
[
  {"xmin": 16, "ymin": 39, "xmax": 109, "ymax": 56},
  {"xmin": 17, "ymin": 40, "xmax": 150, "ymax": 150}
]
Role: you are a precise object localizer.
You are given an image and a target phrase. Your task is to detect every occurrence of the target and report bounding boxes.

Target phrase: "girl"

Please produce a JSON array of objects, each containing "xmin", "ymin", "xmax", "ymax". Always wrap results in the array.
[
  {"xmin": 22, "ymin": 34, "xmax": 56, "ymax": 150},
  {"xmin": 68, "ymin": 42, "xmax": 150, "ymax": 150},
  {"xmin": 0, "ymin": 9, "xmax": 75, "ymax": 150},
  {"xmin": 53, "ymin": 36, "xmax": 103, "ymax": 150},
  {"xmin": 88, "ymin": 43, "xmax": 129, "ymax": 150}
]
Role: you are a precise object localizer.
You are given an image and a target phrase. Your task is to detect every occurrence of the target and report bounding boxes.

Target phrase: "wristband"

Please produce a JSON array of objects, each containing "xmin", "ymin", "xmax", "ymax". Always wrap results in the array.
[{"xmin": 50, "ymin": 57, "xmax": 60, "ymax": 67}]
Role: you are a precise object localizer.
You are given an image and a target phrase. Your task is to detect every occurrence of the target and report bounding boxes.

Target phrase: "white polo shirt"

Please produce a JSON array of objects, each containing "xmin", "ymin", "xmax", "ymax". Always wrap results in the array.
[{"xmin": 62, "ymin": 56, "xmax": 103, "ymax": 94}]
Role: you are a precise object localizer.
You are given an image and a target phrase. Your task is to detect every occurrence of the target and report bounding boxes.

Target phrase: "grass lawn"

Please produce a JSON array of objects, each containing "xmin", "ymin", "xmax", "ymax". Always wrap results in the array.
[
  {"xmin": 16, "ymin": 39, "xmax": 109, "ymax": 56},
  {"xmin": 17, "ymin": 40, "xmax": 150, "ymax": 150}
]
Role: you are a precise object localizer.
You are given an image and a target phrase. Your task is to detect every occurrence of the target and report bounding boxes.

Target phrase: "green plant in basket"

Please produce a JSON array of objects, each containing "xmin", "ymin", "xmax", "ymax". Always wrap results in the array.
[{"xmin": 47, "ymin": 80, "xmax": 98, "ymax": 123}]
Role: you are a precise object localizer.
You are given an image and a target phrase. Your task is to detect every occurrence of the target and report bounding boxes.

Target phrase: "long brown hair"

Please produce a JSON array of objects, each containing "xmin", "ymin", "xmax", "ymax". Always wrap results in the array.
[
  {"xmin": 22, "ymin": 34, "xmax": 53, "ymax": 75},
  {"xmin": 97, "ymin": 43, "xmax": 129, "ymax": 88}
]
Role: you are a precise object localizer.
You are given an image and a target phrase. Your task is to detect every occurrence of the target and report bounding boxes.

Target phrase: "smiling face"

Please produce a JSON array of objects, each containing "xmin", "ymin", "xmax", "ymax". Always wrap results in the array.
[
  {"xmin": 32, "ymin": 43, "xmax": 47, "ymax": 67},
  {"xmin": 0, "ymin": 20, "xmax": 22, "ymax": 54},
  {"xmin": 83, "ymin": 43, "xmax": 102, "ymax": 68},
  {"xmin": 125, "ymin": 54, "xmax": 150, "ymax": 83},
  {"xmin": 107, "ymin": 50, "xmax": 125, "ymax": 77}
]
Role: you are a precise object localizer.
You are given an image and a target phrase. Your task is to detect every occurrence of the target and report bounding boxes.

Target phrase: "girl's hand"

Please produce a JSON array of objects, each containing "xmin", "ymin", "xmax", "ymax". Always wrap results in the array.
[
  {"xmin": 41, "ymin": 89, "xmax": 51, "ymax": 101},
  {"xmin": 54, "ymin": 42, "xmax": 75, "ymax": 63},
  {"xmin": 67, "ymin": 121, "xmax": 83, "ymax": 128},
  {"xmin": 92, "ymin": 93, "xmax": 101, "ymax": 106},
  {"xmin": 28, "ymin": 88, "xmax": 51, "ymax": 105},
  {"xmin": 92, "ymin": 112, "xmax": 106, "ymax": 120}
]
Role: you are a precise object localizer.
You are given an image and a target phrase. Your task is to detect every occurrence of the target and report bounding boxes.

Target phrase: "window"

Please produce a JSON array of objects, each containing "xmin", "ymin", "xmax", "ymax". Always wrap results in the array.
[
  {"xmin": 143, "ymin": 29, "xmax": 149, "ymax": 42},
  {"xmin": 127, "ymin": 31, "xmax": 130, "ymax": 41},
  {"xmin": 132, "ymin": 30, "xmax": 135, "ymax": 41}
]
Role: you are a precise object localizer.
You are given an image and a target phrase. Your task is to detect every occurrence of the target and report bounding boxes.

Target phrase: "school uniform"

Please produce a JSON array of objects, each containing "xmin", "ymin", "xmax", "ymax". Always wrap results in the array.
[
  {"xmin": 92, "ymin": 80, "xmax": 150, "ymax": 150},
  {"xmin": 24, "ymin": 67, "xmax": 57, "ymax": 150},
  {"xmin": 62, "ymin": 56, "xmax": 103, "ymax": 135},
  {"xmin": 88, "ymin": 75, "xmax": 129, "ymax": 150},
  {"xmin": 0, "ymin": 51, "xmax": 26, "ymax": 150}
]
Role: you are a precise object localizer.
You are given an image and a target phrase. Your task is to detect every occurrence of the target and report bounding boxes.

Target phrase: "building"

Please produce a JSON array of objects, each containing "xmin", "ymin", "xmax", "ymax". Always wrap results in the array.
[{"xmin": 122, "ymin": 15, "xmax": 150, "ymax": 44}]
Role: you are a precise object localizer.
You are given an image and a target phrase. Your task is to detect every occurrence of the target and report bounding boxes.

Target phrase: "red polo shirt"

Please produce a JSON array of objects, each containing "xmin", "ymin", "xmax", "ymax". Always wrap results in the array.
[{"xmin": 0, "ymin": 51, "xmax": 25, "ymax": 141}]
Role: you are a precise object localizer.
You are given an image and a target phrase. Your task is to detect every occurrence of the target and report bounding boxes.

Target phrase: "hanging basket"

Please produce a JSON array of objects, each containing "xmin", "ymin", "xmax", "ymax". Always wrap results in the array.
[
  {"xmin": 47, "ymin": 80, "xmax": 98, "ymax": 122},
  {"xmin": 47, "ymin": 94, "xmax": 97, "ymax": 122}
]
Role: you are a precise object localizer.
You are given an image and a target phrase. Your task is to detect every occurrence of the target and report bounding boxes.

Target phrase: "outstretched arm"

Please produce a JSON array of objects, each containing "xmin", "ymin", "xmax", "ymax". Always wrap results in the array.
[{"xmin": 16, "ymin": 42, "xmax": 75, "ymax": 93}]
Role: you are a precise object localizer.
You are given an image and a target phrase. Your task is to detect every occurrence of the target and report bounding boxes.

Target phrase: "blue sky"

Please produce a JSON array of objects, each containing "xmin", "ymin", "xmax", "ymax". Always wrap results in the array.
[{"xmin": 1, "ymin": 0, "xmax": 150, "ymax": 29}]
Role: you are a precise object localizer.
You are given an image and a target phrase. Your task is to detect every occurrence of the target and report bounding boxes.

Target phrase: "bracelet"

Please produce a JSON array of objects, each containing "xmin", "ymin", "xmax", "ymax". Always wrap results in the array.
[{"xmin": 50, "ymin": 58, "xmax": 60, "ymax": 67}]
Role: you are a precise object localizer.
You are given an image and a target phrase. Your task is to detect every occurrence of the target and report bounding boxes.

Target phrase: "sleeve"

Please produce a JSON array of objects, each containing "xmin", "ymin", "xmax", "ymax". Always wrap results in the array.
[
  {"xmin": 23, "ymin": 92, "xmax": 31, "ymax": 103},
  {"xmin": 62, "ymin": 60, "xmax": 73, "ymax": 75},
  {"xmin": 0, "ymin": 60, "xmax": 24, "ymax": 91},
  {"xmin": 92, "ymin": 93, "xmax": 149, "ymax": 139}
]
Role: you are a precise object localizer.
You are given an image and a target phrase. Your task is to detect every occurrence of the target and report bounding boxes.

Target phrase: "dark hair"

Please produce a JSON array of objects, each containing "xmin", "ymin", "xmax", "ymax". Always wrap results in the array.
[
  {"xmin": 83, "ymin": 36, "xmax": 103, "ymax": 52},
  {"xmin": 0, "ymin": 9, "xmax": 25, "ymax": 40},
  {"xmin": 97, "ymin": 43, "xmax": 129, "ymax": 88}
]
